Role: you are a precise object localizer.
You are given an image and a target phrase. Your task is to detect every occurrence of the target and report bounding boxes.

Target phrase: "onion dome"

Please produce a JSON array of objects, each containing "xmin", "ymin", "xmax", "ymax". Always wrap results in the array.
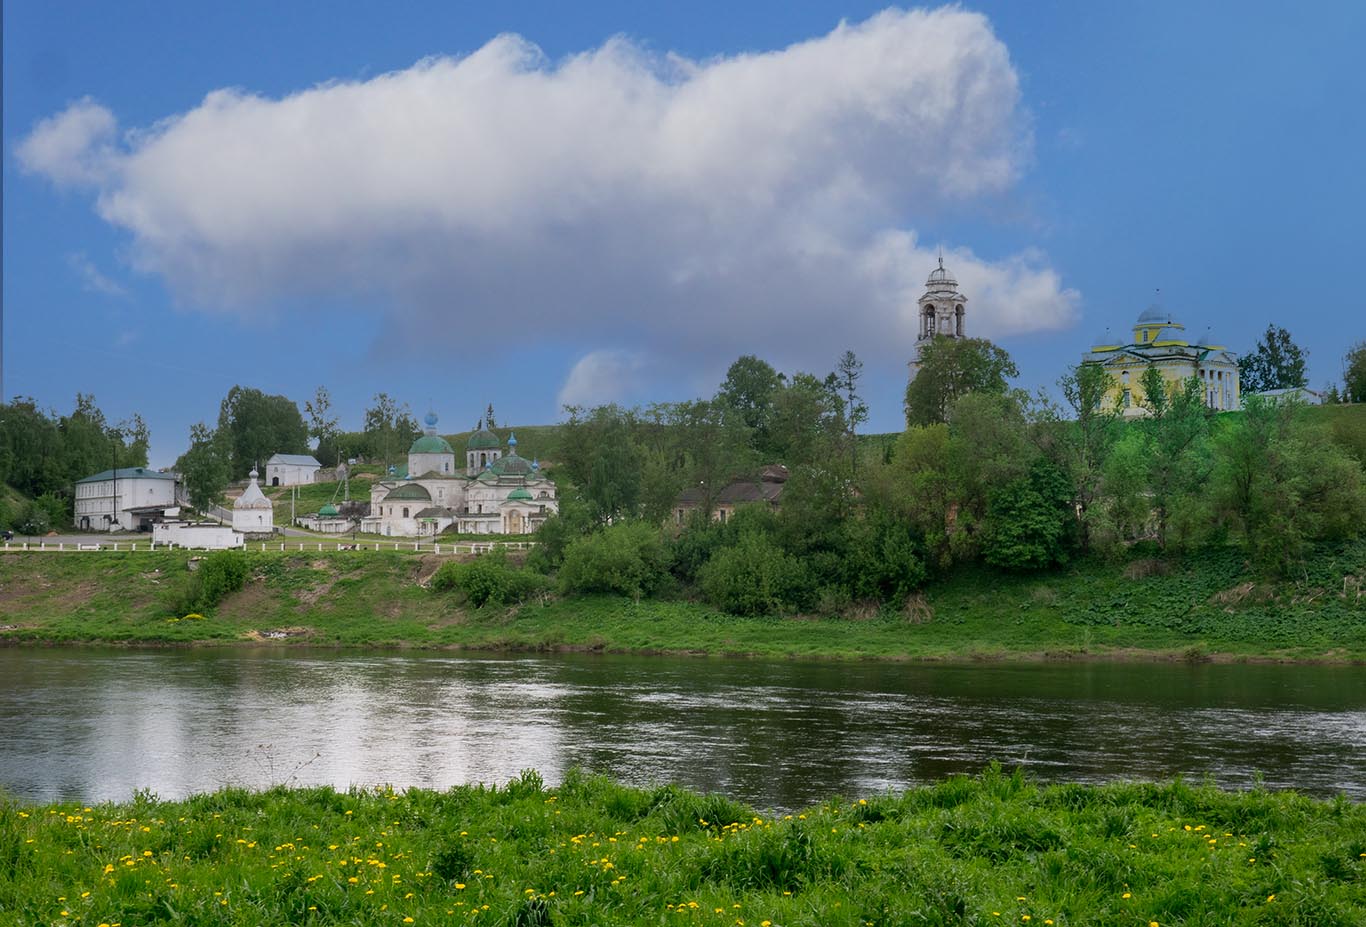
[
  {"xmin": 507, "ymin": 487, "xmax": 532, "ymax": 502},
  {"xmin": 423, "ymin": 410, "xmax": 438, "ymax": 429},
  {"xmin": 235, "ymin": 468, "xmax": 272, "ymax": 510},
  {"xmin": 1193, "ymin": 327, "xmax": 1223, "ymax": 347},
  {"xmin": 385, "ymin": 483, "xmax": 432, "ymax": 502},
  {"xmin": 1092, "ymin": 328, "xmax": 1119, "ymax": 348},
  {"xmin": 318, "ymin": 503, "xmax": 339, "ymax": 517},
  {"xmin": 508, "ymin": 432, "xmax": 518, "ymax": 448},
  {"xmin": 1150, "ymin": 325, "xmax": 1186, "ymax": 343}
]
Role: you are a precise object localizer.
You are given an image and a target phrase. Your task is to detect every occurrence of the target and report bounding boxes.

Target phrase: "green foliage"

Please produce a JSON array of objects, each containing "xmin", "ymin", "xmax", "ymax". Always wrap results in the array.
[
  {"xmin": 1238, "ymin": 324, "xmax": 1309, "ymax": 392},
  {"xmin": 175, "ymin": 549, "xmax": 249, "ymax": 615},
  {"xmin": 527, "ymin": 498, "xmax": 593, "ymax": 573},
  {"xmin": 716, "ymin": 354, "xmax": 783, "ymax": 446},
  {"xmin": 17, "ymin": 493, "xmax": 67, "ymax": 536},
  {"xmin": 1344, "ymin": 340, "xmax": 1366, "ymax": 403},
  {"xmin": 7, "ymin": 773, "xmax": 1365, "ymax": 927},
  {"xmin": 905, "ymin": 336, "xmax": 1018, "ymax": 426},
  {"xmin": 558, "ymin": 521, "xmax": 670, "ymax": 599},
  {"xmin": 982, "ymin": 459, "xmax": 1074, "ymax": 571},
  {"xmin": 176, "ymin": 422, "xmax": 230, "ymax": 515},
  {"xmin": 430, "ymin": 548, "xmax": 551, "ymax": 607},
  {"xmin": 362, "ymin": 393, "xmax": 420, "ymax": 470},
  {"xmin": 1209, "ymin": 396, "xmax": 1366, "ymax": 574},
  {"xmin": 698, "ymin": 530, "xmax": 810, "ymax": 615},
  {"xmin": 217, "ymin": 385, "xmax": 310, "ymax": 479}
]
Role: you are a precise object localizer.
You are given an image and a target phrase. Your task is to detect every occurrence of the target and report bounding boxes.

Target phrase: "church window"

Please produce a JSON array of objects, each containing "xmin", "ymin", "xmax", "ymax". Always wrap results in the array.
[
  {"xmin": 402, "ymin": 507, "xmax": 409, "ymax": 518},
  {"xmin": 1121, "ymin": 370, "xmax": 1130, "ymax": 385},
  {"xmin": 1122, "ymin": 389, "xmax": 1132, "ymax": 408}
]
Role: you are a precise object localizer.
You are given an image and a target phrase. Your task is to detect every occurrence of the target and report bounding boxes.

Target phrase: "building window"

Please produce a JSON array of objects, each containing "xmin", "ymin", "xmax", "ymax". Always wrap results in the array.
[
  {"xmin": 1123, "ymin": 389, "xmax": 1132, "ymax": 408},
  {"xmin": 402, "ymin": 507, "xmax": 409, "ymax": 518},
  {"xmin": 1121, "ymin": 370, "xmax": 1130, "ymax": 386}
]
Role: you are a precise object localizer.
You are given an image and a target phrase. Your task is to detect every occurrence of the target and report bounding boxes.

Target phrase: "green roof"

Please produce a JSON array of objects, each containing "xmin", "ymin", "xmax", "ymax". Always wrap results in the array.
[
  {"xmin": 466, "ymin": 428, "xmax": 502, "ymax": 450},
  {"xmin": 507, "ymin": 487, "xmax": 532, "ymax": 501},
  {"xmin": 491, "ymin": 453, "xmax": 532, "ymax": 477},
  {"xmin": 385, "ymin": 483, "xmax": 432, "ymax": 501},
  {"xmin": 76, "ymin": 467, "xmax": 178, "ymax": 484},
  {"xmin": 410, "ymin": 434, "xmax": 454, "ymax": 455},
  {"xmin": 318, "ymin": 503, "xmax": 339, "ymax": 517}
]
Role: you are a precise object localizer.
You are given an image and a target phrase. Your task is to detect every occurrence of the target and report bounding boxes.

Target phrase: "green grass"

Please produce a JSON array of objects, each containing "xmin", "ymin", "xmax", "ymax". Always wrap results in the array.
[
  {"xmin": 3, "ymin": 769, "xmax": 1363, "ymax": 926},
  {"xmin": 2, "ymin": 538, "xmax": 1363, "ymax": 660}
]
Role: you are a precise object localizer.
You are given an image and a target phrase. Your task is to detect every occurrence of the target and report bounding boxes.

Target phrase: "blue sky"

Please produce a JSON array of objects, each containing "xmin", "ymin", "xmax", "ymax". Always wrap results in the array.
[{"xmin": 5, "ymin": 1, "xmax": 1364, "ymax": 466}]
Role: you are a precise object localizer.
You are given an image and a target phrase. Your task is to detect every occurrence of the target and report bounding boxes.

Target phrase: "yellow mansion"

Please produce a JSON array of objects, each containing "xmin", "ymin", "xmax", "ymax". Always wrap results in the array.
[{"xmin": 1083, "ymin": 305, "xmax": 1240, "ymax": 417}]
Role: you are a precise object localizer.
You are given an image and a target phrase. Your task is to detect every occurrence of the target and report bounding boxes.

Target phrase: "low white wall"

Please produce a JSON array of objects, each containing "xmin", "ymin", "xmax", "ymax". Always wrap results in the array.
[{"xmin": 152, "ymin": 523, "xmax": 244, "ymax": 550}]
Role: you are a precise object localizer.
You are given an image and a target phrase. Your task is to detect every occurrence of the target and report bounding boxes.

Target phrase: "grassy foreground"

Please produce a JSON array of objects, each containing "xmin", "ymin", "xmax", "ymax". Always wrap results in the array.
[
  {"xmin": 1, "ymin": 539, "xmax": 1364, "ymax": 661},
  {"xmin": 3, "ymin": 770, "xmax": 1363, "ymax": 926}
]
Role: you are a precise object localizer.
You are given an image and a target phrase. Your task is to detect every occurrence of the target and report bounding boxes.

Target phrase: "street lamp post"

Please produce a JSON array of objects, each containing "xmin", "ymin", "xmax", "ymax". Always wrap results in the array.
[{"xmin": 109, "ymin": 429, "xmax": 123, "ymax": 534}]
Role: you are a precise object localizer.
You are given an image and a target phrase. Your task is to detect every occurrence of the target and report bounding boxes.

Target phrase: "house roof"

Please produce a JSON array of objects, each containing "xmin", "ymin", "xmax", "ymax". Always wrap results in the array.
[
  {"xmin": 267, "ymin": 454, "xmax": 321, "ymax": 467},
  {"xmin": 76, "ymin": 467, "xmax": 178, "ymax": 484}
]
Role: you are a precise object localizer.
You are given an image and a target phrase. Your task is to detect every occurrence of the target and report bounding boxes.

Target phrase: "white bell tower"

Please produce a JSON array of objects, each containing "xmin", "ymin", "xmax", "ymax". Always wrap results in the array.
[{"xmin": 909, "ymin": 253, "xmax": 968, "ymax": 377}]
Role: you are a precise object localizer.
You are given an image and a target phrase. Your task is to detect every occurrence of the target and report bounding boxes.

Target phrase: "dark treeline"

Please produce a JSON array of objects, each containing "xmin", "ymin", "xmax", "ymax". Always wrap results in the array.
[
  {"xmin": 0, "ymin": 394, "xmax": 150, "ymax": 533},
  {"xmin": 437, "ymin": 341, "xmax": 1366, "ymax": 618}
]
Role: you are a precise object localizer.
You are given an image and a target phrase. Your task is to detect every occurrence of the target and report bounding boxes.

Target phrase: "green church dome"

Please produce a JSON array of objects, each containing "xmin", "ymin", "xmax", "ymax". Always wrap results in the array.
[
  {"xmin": 467, "ymin": 427, "xmax": 501, "ymax": 450},
  {"xmin": 507, "ymin": 487, "xmax": 532, "ymax": 501},
  {"xmin": 386, "ymin": 483, "xmax": 432, "ymax": 501},
  {"xmin": 491, "ymin": 453, "xmax": 532, "ymax": 477},
  {"xmin": 318, "ymin": 503, "xmax": 339, "ymax": 517},
  {"xmin": 410, "ymin": 434, "xmax": 454, "ymax": 455}
]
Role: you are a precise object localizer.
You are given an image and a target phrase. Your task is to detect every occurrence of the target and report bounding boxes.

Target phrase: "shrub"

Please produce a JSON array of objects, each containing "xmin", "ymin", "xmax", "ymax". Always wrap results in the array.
[
  {"xmin": 174, "ymin": 549, "xmax": 249, "ymax": 615},
  {"xmin": 430, "ymin": 548, "xmax": 550, "ymax": 607},
  {"xmin": 558, "ymin": 521, "xmax": 669, "ymax": 599},
  {"xmin": 698, "ymin": 531, "xmax": 809, "ymax": 615}
]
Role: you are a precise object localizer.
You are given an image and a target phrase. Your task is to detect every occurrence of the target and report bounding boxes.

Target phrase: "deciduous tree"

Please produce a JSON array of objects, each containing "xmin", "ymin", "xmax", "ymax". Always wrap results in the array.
[
  {"xmin": 1238, "ymin": 324, "xmax": 1308, "ymax": 392},
  {"xmin": 905, "ymin": 337, "xmax": 1018, "ymax": 426}
]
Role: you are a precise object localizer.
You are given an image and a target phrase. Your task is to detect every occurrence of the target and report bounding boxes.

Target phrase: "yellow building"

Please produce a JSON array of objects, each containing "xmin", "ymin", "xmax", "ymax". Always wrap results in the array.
[{"xmin": 1083, "ymin": 305, "xmax": 1240, "ymax": 417}]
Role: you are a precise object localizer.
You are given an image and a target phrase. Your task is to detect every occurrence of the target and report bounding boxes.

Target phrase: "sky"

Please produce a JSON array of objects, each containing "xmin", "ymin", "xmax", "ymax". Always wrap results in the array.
[{"xmin": 4, "ymin": 1, "xmax": 1364, "ymax": 467}]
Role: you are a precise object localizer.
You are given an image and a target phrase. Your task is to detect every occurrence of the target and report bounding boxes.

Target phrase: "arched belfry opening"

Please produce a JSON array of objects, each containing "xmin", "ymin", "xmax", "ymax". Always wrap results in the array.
[{"xmin": 909, "ymin": 254, "xmax": 968, "ymax": 377}]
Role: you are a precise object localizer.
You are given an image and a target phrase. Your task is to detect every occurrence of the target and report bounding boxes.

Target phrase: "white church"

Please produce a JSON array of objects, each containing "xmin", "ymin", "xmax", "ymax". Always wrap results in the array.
[{"xmin": 360, "ymin": 411, "xmax": 558, "ymax": 537}]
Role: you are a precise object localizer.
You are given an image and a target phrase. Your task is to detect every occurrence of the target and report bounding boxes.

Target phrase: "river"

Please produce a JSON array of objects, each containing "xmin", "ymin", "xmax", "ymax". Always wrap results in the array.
[{"xmin": 2, "ymin": 648, "xmax": 1363, "ymax": 808}]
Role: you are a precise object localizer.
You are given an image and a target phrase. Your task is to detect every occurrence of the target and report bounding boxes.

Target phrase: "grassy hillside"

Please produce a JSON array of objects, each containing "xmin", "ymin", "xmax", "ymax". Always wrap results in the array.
[
  {"xmin": 5, "ymin": 770, "xmax": 1363, "ymax": 926},
  {"xmin": 2, "ymin": 539, "xmax": 1363, "ymax": 660}
]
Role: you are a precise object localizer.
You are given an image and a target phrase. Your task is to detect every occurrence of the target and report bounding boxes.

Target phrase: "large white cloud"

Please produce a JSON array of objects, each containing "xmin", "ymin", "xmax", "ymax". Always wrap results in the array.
[{"xmin": 19, "ymin": 7, "xmax": 1078, "ymax": 404}]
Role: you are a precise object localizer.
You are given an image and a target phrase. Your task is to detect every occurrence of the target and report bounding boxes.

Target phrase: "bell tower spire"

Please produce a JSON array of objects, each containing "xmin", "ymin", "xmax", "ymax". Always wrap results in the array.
[{"xmin": 909, "ymin": 252, "xmax": 968, "ymax": 377}]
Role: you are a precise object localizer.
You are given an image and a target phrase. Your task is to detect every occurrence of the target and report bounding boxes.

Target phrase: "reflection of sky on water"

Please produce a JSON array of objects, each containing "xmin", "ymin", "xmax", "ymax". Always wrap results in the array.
[{"xmin": 1, "ymin": 650, "xmax": 1363, "ymax": 808}]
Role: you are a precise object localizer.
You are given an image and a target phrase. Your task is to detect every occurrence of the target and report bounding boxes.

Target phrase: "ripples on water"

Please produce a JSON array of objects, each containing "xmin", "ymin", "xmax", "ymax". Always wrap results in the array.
[{"xmin": 1, "ymin": 649, "xmax": 1363, "ymax": 808}]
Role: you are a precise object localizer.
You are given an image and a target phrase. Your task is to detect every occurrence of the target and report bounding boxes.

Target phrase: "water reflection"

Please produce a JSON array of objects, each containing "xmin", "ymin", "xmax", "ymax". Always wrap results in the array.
[{"xmin": 1, "ymin": 648, "xmax": 1363, "ymax": 808}]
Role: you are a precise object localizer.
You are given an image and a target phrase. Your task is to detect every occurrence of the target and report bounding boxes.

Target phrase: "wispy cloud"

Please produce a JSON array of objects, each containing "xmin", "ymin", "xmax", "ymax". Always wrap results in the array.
[
  {"xmin": 66, "ymin": 252, "xmax": 129, "ymax": 298},
  {"xmin": 20, "ymin": 8, "xmax": 1078, "ymax": 378}
]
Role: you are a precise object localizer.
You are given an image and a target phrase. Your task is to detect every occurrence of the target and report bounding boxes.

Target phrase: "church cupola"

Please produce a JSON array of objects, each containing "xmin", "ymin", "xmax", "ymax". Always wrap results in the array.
[{"xmin": 909, "ymin": 252, "xmax": 969, "ymax": 377}]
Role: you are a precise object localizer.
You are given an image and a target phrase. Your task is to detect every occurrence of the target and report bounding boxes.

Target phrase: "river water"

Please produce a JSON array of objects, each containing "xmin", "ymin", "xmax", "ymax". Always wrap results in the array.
[{"xmin": 1, "ymin": 648, "xmax": 1363, "ymax": 808}]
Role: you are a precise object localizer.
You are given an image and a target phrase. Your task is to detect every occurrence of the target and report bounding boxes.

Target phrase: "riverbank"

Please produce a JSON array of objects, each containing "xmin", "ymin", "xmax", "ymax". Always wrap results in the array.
[
  {"xmin": 2, "ymin": 541, "xmax": 1363, "ymax": 661},
  {"xmin": 4, "ymin": 770, "xmax": 1363, "ymax": 926}
]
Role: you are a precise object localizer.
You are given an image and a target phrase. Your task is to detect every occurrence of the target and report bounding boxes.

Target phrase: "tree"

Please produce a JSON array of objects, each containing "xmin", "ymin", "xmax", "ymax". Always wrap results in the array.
[
  {"xmin": 363, "ymin": 393, "xmax": 419, "ymax": 470},
  {"xmin": 305, "ymin": 386, "xmax": 339, "ymax": 462},
  {"xmin": 905, "ymin": 337, "xmax": 1018, "ymax": 426},
  {"xmin": 766, "ymin": 373, "xmax": 847, "ymax": 469},
  {"xmin": 485, "ymin": 404, "xmax": 497, "ymax": 429},
  {"xmin": 835, "ymin": 350, "xmax": 869, "ymax": 476},
  {"xmin": 1137, "ymin": 371, "xmax": 1211, "ymax": 550},
  {"xmin": 217, "ymin": 386, "xmax": 309, "ymax": 479},
  {"xmin": 1238, "ymin": 324, "xmax": 1308, "ymax": 393},
  {"xmin": 982, "ymin": 459, "xmax": 1074, "ymax": 571},
  {"xmin": 1344, "ymin": 341, "xmax": 1366, "ymax": 403},
  {"xmin": 1209, "ymin": 396, "xmax": 1366, "ymax": 573},
  {"xmin": 716, "ymin": 355, "xmax": 783, "ymax": 450},
  {"xmin": 177, "ymin": 423, "xmax": 229, "ymax": 515},
  {"xmin": 1054, "ymin": 364, "xmax": 1121, "ymax": 551}
]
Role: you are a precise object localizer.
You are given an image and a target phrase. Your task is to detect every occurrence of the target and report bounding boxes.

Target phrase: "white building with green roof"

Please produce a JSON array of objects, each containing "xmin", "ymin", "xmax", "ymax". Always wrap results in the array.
[
  {"xmin": 73, "ymin": 466, "xmax": 181, "ymax": 532},
  {"xmin": 360, "ymin": 410, "xmax": 557, "ymax": 537}
]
